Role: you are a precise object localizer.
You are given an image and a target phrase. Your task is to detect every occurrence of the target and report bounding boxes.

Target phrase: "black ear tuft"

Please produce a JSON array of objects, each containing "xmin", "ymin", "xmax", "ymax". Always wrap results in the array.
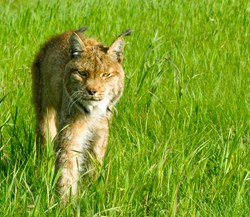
[
  {"xmin": 75, "ymin": 26, "xmax": 89, "ymax": 33},
  {"xmin": 119, "ymin": 29, "xmax": 132, "ymax": 37}
]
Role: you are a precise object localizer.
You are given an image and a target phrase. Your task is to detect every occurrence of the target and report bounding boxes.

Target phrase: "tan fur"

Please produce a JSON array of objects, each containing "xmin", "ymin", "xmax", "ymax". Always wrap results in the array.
[{"xmin": 32, "ymin": 27, "xmax": 129, "ymax": 203}]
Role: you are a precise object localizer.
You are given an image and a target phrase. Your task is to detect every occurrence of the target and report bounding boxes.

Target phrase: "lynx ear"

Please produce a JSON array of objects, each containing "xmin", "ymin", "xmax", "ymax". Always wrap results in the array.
[
  {"xmin": 108, "ymin": 37, "xmax": 125, "ymax": 63},
  {"xmin": 108, "ymin": 29, "xmax": 132, "ymax": 64},
  {"xmin": 69, "ymin": 32, "xmax": 87, "ymax": 59}
]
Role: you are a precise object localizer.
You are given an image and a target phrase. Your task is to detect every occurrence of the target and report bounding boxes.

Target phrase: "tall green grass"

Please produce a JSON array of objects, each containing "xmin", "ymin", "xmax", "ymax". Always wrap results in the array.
[{"xmin": 1, "ymin": 0, "xmax": 250, "ymax": 216}]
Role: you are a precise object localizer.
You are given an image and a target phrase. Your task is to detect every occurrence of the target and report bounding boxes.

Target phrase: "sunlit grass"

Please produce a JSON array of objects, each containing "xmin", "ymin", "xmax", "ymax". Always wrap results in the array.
[{"xmin": 1, "ymin": 0, "xmax": 250, "ymax": 216}]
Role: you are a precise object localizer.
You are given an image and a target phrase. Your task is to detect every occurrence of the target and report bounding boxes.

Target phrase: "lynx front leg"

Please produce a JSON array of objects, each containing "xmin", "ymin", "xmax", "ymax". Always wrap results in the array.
[
  {"xmin": 55, "ymin": 123, "xmax": 90, "ymax": 202},
  {"xmin": 84, "ymin": 126, "xmax": 108, "ymax": 180},
  {"xmin": 92, "ymin": 125, "xmax": 109, "ymax": 164}
]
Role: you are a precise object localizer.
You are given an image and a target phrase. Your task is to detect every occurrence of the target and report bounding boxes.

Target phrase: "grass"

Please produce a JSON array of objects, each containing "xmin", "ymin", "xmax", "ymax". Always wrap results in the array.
[{"xmin": 1, "ymin": 0, "xmax": 250, "ymax": 216}]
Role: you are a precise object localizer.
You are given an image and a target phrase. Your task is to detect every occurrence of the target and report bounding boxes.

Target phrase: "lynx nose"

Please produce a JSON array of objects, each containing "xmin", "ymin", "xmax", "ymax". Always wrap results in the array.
[{"xmin": 87, "ymin": 88, "xmax": 97, "ymax": 95}]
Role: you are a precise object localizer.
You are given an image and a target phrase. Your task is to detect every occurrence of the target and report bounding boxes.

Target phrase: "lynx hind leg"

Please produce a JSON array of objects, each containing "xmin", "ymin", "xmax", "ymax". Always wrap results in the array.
[{"xmin": 35, "ymin": 107, "xmax": 57, "ymax": 154}]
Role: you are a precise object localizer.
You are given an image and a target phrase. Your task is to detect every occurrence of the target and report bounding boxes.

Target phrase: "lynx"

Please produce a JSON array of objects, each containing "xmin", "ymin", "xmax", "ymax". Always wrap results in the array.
[{"xmin": 32, "ymin": 26, "xmax": 131, "ymax": 202}]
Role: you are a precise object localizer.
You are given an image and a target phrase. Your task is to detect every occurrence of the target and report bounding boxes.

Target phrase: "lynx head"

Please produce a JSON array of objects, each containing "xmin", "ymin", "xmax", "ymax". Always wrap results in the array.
[{"xmin": 64, "ymin": 29, "xmax": 131, "ymax": 115}]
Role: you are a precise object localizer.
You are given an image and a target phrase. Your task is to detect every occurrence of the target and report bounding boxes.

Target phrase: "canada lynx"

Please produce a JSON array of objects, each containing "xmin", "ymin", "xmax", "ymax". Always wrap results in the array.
[{"xmin": 32, "ymin": 26, "xmax": 131, "ymax": 202}]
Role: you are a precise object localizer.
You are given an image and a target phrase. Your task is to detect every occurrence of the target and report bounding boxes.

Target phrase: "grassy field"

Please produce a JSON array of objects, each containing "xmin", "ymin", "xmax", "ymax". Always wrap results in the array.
[{"xmin": 1, "ymin": 0, "xmax": 250, "ymax": 216}]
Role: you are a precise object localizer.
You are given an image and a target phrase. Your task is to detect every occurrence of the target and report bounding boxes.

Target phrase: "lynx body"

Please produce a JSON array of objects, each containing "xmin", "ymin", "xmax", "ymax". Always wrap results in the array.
[{"xmin": 32, "ymin": 26, "xmax": 131, "ymax": 201}]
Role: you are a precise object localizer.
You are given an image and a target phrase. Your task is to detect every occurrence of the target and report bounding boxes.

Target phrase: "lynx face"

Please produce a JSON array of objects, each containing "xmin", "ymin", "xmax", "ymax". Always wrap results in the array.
[{"xmin": 64, "ymin": 43, "xmax": 124, "ymax": 114}]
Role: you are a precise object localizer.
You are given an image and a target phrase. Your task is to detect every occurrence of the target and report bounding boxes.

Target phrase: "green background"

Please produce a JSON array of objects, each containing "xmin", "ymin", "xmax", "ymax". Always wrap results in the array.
[{"xmin": 1, "ymin": 0, "xmax": 250, "ymax": 216}]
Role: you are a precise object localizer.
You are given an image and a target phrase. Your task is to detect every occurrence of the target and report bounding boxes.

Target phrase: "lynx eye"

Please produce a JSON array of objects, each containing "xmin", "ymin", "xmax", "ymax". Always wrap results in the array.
[
  {"xmin": 77, "ymin": 71, "xmax": 88, "ymax": 77},
  {"xmin": 102, "ymin": 73, "xmax": 111, "ymax": 78}
]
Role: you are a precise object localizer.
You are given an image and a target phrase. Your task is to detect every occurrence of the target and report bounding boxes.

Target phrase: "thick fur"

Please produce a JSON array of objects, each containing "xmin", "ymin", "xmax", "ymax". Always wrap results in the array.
[{"xmin": 32, "ymin": 27, "xmax": 130, "ymax": 202}]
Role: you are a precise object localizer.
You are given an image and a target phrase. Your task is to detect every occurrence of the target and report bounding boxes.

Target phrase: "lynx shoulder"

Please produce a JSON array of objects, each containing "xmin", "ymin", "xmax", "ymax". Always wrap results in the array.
[{"xmin": 32, "ymin": 26, "xmax": 131, "ymax": 202}]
